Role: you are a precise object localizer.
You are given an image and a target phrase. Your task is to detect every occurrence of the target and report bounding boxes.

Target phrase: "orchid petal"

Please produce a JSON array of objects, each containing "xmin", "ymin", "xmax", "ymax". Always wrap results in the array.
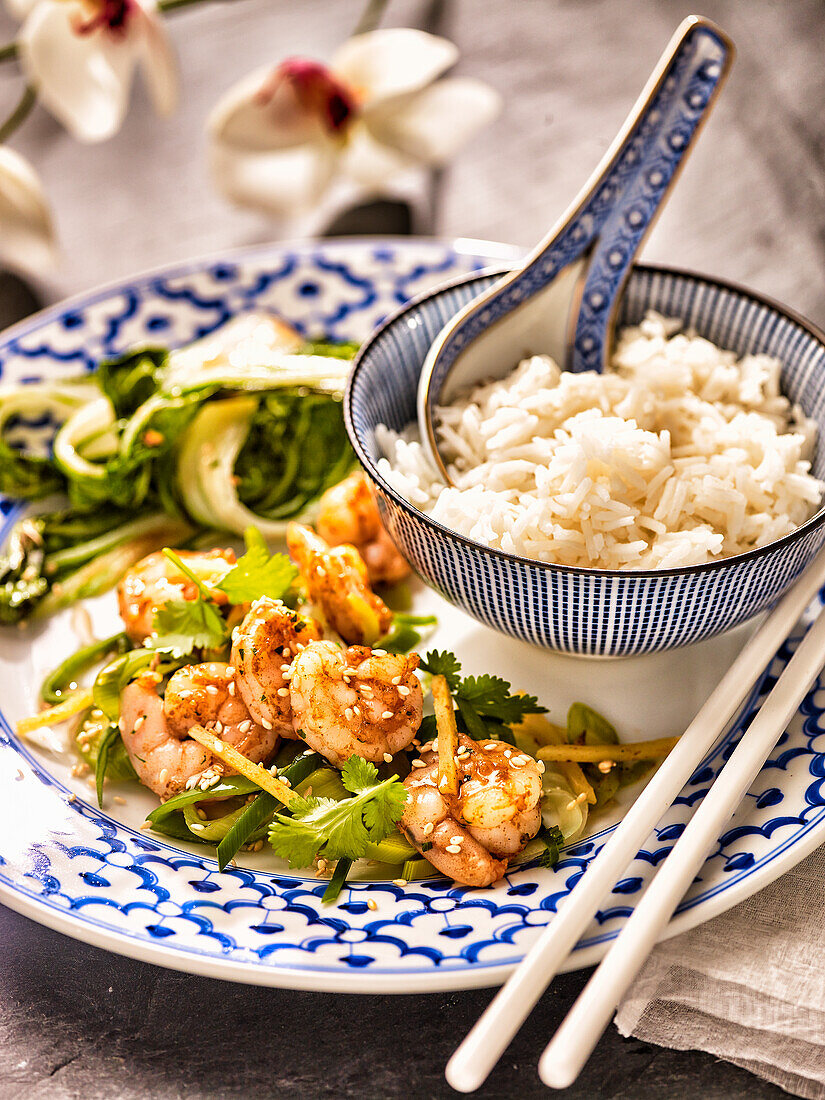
[
  {"xmin": 208, "ymin": 65, "xmax": 327, "ymax": 153},
  {"xmin": 337, "ymin": 123, "xmax": 415, "ymax": 190},
  {"xmin": 210, "ymin": 140, "xmax": 336, "ymax": 216},
  {"xmin": 331, "ymin": 29, "xmax": 457, "ymax": 106},
  {"xmin": 365, "ymin": 76, "xmax": 502, "ymax": 165},
  {"xmin": 0, "ymin": 146, "xmax": 57, "ymax": 273},
  {"xmin": 135, "ymin": 1, "xmax": 178, "ymax": 117},
  {"xmin": 18, "ymin": 0, "xmax": 136, "ymax": 142}
]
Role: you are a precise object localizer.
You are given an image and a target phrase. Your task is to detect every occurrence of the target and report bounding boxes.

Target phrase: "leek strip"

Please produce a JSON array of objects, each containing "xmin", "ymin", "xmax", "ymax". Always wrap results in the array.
[
  {"xmin": 187, "ymin": 725, "xmax": 298, "ymax": 806},
  {"xmin": 432, "ymin": 675, "xmax": 459, "ymax": 798},
  {"xmin": 46, "ymin": 514, "xmax": 182, "ymax": 573},
  {"xmin": 537, "ymin": 737, "xmax": 679, "ymax": 763},
  {"xmin": 16, "ymin": 689, "xmax": 94, "ymax": 736},
  {"xmin": 401, "ymin": 857, "xmax": 436, "ymax": 881}
]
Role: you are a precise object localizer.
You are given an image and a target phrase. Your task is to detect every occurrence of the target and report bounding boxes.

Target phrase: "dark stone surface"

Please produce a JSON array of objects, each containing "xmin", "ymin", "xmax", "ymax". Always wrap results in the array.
[{"xmin": 0, "ymin": 905, "xmax": 788, "ymax": 1099}]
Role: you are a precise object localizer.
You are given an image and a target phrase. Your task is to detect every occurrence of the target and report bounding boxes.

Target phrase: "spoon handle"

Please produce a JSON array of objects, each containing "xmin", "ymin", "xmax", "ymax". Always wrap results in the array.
[{"xmin": 566, "ymin": 16, "xmax": 733, "ymax": 371}]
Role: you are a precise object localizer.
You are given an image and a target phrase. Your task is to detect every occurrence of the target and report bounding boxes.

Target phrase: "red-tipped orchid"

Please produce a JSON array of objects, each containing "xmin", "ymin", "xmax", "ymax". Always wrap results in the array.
[{"xmin": 208, "ymin": 28, "xmax": 501, "ymax": 216}]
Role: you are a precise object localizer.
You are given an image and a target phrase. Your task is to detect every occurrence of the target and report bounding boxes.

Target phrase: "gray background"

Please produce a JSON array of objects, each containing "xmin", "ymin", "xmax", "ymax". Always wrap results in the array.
[{"xmin": 1, "ymin": 0, "xmax": 822, "ymax": 1096}]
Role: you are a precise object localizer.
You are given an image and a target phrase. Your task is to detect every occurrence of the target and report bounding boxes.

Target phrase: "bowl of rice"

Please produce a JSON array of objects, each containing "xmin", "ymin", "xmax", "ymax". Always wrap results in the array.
[{"xmin": 345, "ymin": 264, "xmax": 825, "ymax": 656}]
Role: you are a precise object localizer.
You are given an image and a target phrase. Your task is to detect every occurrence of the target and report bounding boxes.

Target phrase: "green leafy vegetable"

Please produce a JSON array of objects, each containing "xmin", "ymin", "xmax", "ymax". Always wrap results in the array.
[
  {"xmin": 267, "ymin": 755, "xmax": 407, "ymax": 868},
  {"xmin": 376, "ymin": 611, "xmax": 438, "ymax": 655},
  {"xmin": 215, "ymin": 526, "xmax": 297, "ymax": 604},
  {"xmin": 536, "ymin": 824, "xmax": 564, "ymax": 869},
  {"xmin": 95, "ymin": 722, "xmax": 122, "ymax": 807},
  {"xmin": 92, "ymin": 649, "xmax": 157, "ymax": 721},
  {"xmin": 215, "ymin": 749, "xmax": 324, "ymax": 869},
  {"xmin": 76, "ymin": 710, "xmax": 136, "ymax": 784},
  {"xmin": 322, "ymin": 857, "xmax": 353, "ymax": 904},
  {"xmin": 420, "ymin": 650, "xmax": 546, "ymax": 740},
  {"xmin": 567, "ymin": 703, "xmax": 618, "ymax": 746},
  {"xmin": 96, "ymin": 347, "xmax": 167, "ymax": 417},
  {"xmin": 144, "ymin": 547, "xmax": 230, "ymax": 657},
  {"xmin": 146, "ymin": 777, "xmax": 262, "ymax": 839},
  {"xmin": 147, "ymin": 597, "xmax": 229, "ymax": 657},
  {"xmin": 41, "ymin": 631, "xmax": 129, "ymax": 705}
]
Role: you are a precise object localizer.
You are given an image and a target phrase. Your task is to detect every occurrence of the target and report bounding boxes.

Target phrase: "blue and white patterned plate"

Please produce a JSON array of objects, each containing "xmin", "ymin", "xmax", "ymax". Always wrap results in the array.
[{"xmin": 1, "ymin": 239, "xmax": 824, "ymax": 993}]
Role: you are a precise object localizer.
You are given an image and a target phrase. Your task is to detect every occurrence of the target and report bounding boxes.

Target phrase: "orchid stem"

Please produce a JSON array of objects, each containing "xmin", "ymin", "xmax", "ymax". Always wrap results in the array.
[
  {"xmin": 0, "ymin": 84, "xmax": 36, "ymax": 144},
  {"xmin": 353, "ymin": 0, "xmax": 390, "ymax": 36}
]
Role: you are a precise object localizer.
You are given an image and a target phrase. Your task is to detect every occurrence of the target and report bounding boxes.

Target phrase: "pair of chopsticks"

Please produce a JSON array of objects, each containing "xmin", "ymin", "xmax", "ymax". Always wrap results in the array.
[{"xmin": 447, "ymin": 547, "xmax": 825, "ymax": 1092}]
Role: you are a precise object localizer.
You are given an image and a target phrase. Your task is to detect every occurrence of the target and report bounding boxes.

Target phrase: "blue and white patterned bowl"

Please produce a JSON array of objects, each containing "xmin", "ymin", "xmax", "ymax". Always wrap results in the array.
[{"xmin": 346, "ymin": 264, "xmax": 825, "ymax": 657}]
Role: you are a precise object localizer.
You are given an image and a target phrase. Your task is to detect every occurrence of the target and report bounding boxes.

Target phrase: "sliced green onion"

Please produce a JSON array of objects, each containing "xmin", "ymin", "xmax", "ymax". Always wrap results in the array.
[
  {"xmin": 216, "ymin": 792, "xmax": 278, "ymax": 869},
  {"xmin": 362, "ymin": 831, "xmax": 417, "ymax": 865},
  {"xmin": 41, "ymin": 631, "xmax": 129, "ymax": 705},
  {"xmin": 322, "ymin": 857, "xmax": 353, "ymax": 904},
  {"xmin": 95, "ymin": 723, "xmax": 121, "ymax": 807}
]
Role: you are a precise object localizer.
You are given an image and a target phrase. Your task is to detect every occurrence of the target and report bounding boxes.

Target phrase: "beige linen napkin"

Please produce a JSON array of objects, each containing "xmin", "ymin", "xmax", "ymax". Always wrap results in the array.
[{"xmin": 615, "ymin": 846, "xmax": 825, "ymax": 1098}]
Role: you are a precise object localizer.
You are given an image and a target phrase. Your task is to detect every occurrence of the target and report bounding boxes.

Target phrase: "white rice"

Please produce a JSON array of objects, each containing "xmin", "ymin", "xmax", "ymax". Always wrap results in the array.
[{"xmin": 376, "ymin": 313, "xmax": 824, "ymax": 570}]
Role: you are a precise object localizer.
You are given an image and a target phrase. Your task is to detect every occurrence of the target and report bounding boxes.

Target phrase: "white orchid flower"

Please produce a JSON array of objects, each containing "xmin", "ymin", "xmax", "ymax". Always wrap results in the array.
[
  {"xmin": 0, "ymin": 146, "xmax": 56, "ymax": 272},
  {"xmin": 16, "ymin": 0, "xmax": 178, "ymax": 143},
  {"xmin": 208, "ymin": 28, "xmax": 502, "ymax": 216}
]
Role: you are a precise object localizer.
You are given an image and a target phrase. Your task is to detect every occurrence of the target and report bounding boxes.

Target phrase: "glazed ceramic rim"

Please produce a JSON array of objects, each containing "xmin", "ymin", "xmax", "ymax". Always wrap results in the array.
[{"xmin": 345, "ymin": 262, "xmax": 825, "ymax": 581}]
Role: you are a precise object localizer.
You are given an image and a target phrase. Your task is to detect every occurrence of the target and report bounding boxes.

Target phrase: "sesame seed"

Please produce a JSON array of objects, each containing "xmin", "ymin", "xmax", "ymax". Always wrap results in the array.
[
  {"xmin": 158, "ymin": 768, "xmax": 168, "ymax": 785},
  {"xmin": 422, "ymin": 822, "xmax": 434, "ymax": 836},
  {"xmin": 196, "ymin": 808, "xmax": 207, "ymax": 820},
  {"xmin": 214, "ymin": 721, "xmax": 223, "ymax": 734},
  {"xmin": 206, "ymin": 685, "xmax": 218, "ymax": 695},
  {"xmin": 252, "ymin": 840, "xmax": 264, "ymax": 852},
  {"xmin": 383, "ymin": 752, "xmax": 393, "ymax": 763},
  {"xmin": 450, "ymin": 835, "xmax": 463, "ymax": 844},
  {"xmin": 140, "ymin": 822, "xmax": 152, "ymax": 830},
  {"xmin": 537, "ymin": 760, "xmax": 546, "ymax": 773},
  {"xmin": 391, "ymin": 675, "xmax": 402, "ymax": 685},
  {"xmin": 597, "ymin": 760, "xmax": 614, "ymax": 774},
  {"xmin": 566, "ymin": 792, "xmax": 588, "ymax": 810},
  {"xmin": 185, "ymin": 776, "xmax": 199, "ymax": 790},
  {"xmin": 353, "ymin": 706, "xmax": 361, "ymax": 717},
  {"xmin": 280, "ymin": 664, "xmax": 290, "ymax": 673},
  {"xmin": 392, "ymin": 878, "xmax": 407, "ymax": 887},
  {"xmin": 411, "ymin": 759, "xmax": 426, "ymax": 769},
  {"xmin": 226, "ymin": 665, "xmax": 236, "ymax": 675},
  {"xmin": 261, "ymin": 719, "xmax": 273, "ymax": 730},
  {"xmin": 381, "ymin": 711, "xmax": 394, "ymax": 720},
  {"xmin": 190, "ymin": 823, "xmax": 205, "ymax": 832},
  {"xmin": 277, "ymin": 687, "xmax": 289, "ymax": 697},
  {"xmin": 113, "ymin": 796, "xmax": 126, "ymax": 805},
  {"xmin": 397, "ymin": 685, "xmax": 410, "ymax": 696},
  {"xmin": 511, "ymin": 757, "xmax": 524, "ymax": 768},
  {"xmin": 483, "ymin": 744, "xmax": 496, "ymax": 751},
  {"xmin": 134, "ymin": 715, "xmax": 146, "ymax": 730},
  {"xmin": 238, "ymin": 720, "xmax": 251, "ymax": 733},
  {"xmin": 367, "ymin": 898, "xmax": 378, "ymax": 911},
  {"xmin": 67, "ymin": 794, "xmax": 77, "ymax": 804},
  {"xmin": 445, "ymin": 844, "xmax": 461, "ymax": 854},
  {"xmin": 345, "ymin": 707, "xmax": 353, "ymax": 721},
  {"xmin": 228, "ymin": 681, "xmax": 236, "ymax": 696},
  {"xmin": 504, "ymin": 749, "xmax": 512, "ymax": 758}
]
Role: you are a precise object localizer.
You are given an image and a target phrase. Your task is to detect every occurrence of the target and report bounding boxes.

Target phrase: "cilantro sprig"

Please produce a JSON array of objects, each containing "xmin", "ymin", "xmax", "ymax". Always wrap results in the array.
[
  {"xmin": 145, "ymin": 532, "xmax": 296, "ymax": 658},
  {"xmin": 267, "ymin": 756, "xmax": 407, "ymax": 868},
  {"xmin": 419, "ymin": 649, "xmax": 546, "ymax": 742},
  {"xmin": 215, "ymin": 526, "xmax": 297, "ymax": 604},
  {"xmin": 145, "ymin": 548, "xmax": 230, "ymax": 657}
]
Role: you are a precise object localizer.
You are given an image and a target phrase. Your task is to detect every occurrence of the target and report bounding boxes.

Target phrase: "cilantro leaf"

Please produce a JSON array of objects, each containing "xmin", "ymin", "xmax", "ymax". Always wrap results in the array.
[
  {"xmin": 146, "ymin": 597, "xmax": 229, "ymax": 658},
  {"xmin": 216, "ymin": 526, "xmax": 297, "ymax": 604},
  {"xmin": 537, "ymin": 825, "xmax": 564, "ymax": 869},
  {"xmin": 267, "ymin": 756, "xmax": 408, "ymax": 868},
  {"xmin": 421, "ymin": 649, "xmax": 462, "ymax": 691},
  {"xmin": 421, "ymin": 649, "xmax": 546, "ymax": 740}
]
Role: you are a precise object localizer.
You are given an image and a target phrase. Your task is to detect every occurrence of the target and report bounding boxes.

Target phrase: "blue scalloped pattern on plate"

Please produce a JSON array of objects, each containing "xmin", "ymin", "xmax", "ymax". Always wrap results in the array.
[{"xmin": 1, "ymin": 240, "xmax": 825, "ymax": 992}]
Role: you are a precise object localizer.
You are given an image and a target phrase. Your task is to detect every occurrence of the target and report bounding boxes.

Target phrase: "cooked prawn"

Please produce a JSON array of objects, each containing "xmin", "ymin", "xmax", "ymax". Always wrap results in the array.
[
  {"xmin": 288, "ymin": 640, "xmax": 423, "ymax": 767},
  {"xmin": 400, "ymin": 734, "xmax": 542, "ymax": 887},
  {"xmin": 117, "ymin": 548, "xmax": 235, "ymax": 643},
  {"xmin": 231, "ymin": 597, "xmax": 322, "ymax": 737},
  {"xmin": 316, "ymin": 471, "xmax": 410, "ymax": 586},
  {"xmin": 119, "ymin": 663, "xmax": 275, "ymax": 800},
  {"xmin": 286, "ymin": 523, "xmax": 393, "ymax": 646}
]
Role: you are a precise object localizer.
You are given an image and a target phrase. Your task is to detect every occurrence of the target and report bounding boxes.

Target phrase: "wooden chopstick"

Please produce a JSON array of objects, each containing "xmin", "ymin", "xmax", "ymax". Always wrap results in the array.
[
  {"xmin": 539, "ymin": 596, "xmax": 825, "ymax": 1088},
  {"xmin": 445, "ymin": 546, "xmax": 825, "ymax": 1093}
]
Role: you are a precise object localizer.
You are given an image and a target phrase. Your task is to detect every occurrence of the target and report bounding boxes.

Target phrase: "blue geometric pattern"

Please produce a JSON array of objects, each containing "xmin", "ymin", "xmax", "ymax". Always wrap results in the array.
[
  {"xmin": 2, "ymin": 240, "xmax": 825, "ymax": 993},
  {"xmin": 421, "ymin": 18, "xmax": 731, "ymax": 391},
  {"xmin": 348, "ymin": 264, "xmax": 825, "ymax": 657}
]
